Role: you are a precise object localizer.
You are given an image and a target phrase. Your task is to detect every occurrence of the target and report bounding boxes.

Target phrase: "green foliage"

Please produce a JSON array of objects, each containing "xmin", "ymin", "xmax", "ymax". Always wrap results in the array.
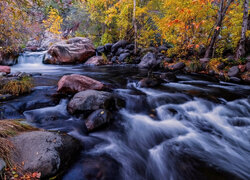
[{"xmin": 1, "ymin": 77, "xmax": 34, "ymax": 96}]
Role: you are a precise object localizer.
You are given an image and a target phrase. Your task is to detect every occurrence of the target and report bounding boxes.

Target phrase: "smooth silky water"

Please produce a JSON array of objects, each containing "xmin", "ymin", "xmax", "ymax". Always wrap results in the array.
[{"xmin": 4, "ymin": 52, "xmax": 250, "ymax": 180}]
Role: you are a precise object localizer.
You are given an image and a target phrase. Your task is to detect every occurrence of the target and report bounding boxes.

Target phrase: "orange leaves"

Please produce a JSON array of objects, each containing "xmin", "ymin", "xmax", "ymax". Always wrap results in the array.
[{"xmin": 3, "ymin": 166, "xmax": 41, "ymax": 180}]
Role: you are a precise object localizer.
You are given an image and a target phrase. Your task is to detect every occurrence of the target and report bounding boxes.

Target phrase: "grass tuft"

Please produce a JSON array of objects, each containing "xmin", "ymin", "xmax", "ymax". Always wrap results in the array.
[{"xmin": 0, "ymin": 76, "xmax": 34, "ymax": 96}]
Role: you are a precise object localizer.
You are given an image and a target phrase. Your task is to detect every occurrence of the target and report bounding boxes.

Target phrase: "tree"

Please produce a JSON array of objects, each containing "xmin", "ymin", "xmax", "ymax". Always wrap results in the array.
[
  {"xmin": 42, "ymin": 8, "xmax": 63, "ymax": 35},
  {"xmin": 133, "ymin": 0, "xmax": 138, "ymax": 53},
  {"xmin": 204, "ymin": 0, "xmax": 235, "ymax": 58},
  {"xmin": 236, "ymin": 0, "xmax": 249, "ymax": 59}
]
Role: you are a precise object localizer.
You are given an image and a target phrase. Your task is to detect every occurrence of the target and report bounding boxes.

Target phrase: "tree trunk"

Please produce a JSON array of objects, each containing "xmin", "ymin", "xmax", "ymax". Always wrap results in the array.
[
  {"xmin": 204, "ymin": 0, "xmax": 234, "ymax": 58},
  {"xmin": 236, "ymin": 0, "xmax": 249, "ymax": 60},
  {"xmin": 133, "ymin": 0, "xmax": 138, "ymax": 54}
]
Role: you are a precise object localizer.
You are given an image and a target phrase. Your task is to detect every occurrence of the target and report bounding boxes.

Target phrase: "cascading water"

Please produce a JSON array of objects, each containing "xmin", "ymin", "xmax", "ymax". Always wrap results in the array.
[
  {"xmin": 11, "ymin": 51, "xmax": 53, "ymax": 73},
  {"xmin": 3, "ymin": 60, "xmax": 250, "ymax": 180}
]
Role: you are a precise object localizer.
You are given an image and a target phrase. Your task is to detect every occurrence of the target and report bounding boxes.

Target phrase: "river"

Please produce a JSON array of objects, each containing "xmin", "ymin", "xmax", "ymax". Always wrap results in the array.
[{"xmin": 4, "ymin": 51, "xmax": 250, "ymax": 180}]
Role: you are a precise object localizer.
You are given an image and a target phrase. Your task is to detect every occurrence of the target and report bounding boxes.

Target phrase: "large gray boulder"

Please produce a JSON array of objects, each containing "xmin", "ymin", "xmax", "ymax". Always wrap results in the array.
[
  {"xmin": 43, "ymin": 37, "xmax": 95, "ymax": 64},
  {"xmin": 68, "ymin": 90, "xmax": 113, "ymax": 114},
  {"xmin": 173, "ymin": 62, "xmax": 186, "ymax": 71},
  {"xmin": 10, "ymin": 131, "xmax": 81, "ymax": 178},
  {"xmin": 138, "ymin": 52, "xmax": 160, "ymax": 69}
]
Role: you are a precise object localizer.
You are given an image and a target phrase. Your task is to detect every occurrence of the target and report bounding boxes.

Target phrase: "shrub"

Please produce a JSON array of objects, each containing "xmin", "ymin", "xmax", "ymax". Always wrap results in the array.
[{"xmin": 1, "ymin": 77, "xmax": 34, "ymax": 96}]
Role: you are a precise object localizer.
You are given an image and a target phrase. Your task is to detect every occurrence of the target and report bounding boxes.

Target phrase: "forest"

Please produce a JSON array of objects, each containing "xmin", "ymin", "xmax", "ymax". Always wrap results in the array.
[{"xmin": 0, "ymin": 0, "xmax": 250, "ymax": 180}]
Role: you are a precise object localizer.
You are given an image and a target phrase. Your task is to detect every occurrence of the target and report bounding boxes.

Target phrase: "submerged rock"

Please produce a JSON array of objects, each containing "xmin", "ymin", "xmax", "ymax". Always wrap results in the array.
[
  {"xmin": 85, "ymin": 109, "xmax": 111, "ymax": 132},
  {"xmin": 68, "ymin": 90, "xmax": 113, "ymax": 114},
  {"xmin": 43, "ymin": 37, "xmax": 95, "ymax": 64},
  {"xmin": 160, "ymin": 72, "xmax": 177, "ymax": 82},
  {"xmin": 57, "ymin": 74, "xmax": 104, "ymax": 94},
  {"xmin": 138, "ymin": 77, "xmax": 162, "ymax": 88},
  {"xmin": 10, "ymin": 131, "xmax": 81, "ymax": 178}
]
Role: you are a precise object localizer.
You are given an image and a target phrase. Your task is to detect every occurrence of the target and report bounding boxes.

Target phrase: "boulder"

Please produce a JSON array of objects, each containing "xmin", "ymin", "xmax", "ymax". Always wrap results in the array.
[
  {"xmin": 228, "ymin": 66, "xmax": 239, "ymax": 77},
  {"xmin": 126, "ymin": 44, "xmax": 135, "ymax": 50},
  {"xmin": 85, "ymin": 56, "xmax": 106, "ymax": 66},
  {"xmin": 118, "ymin": 53, "xmax": 130, "ymax": 62},
  {"xmin": 111, "ymin": 56, "xmax": 117, "ymax": 62},
  {"xmin": 138, "ymin": 52, "xmax": 159, "ymax": 69},
  {"xmin": 173, "ymin": 62, "xmax": 186, "ymax": 71},
  {"xmin": 68, "ymin": 90, "xmax": 113, "ymax": 114},
  {"xmin": 111, "ymin": 40, "xmax": 128, "ymax": 53},
  {"xmin": 0, "ymin": 52, "xmax": 18, "ymax": 66},
  {"xmin": 246, "ymin": 62, "xmax": 250, "ymax": 72},
  {"xmin": 104, "ymin": 43, "xmax": 113, "ymax": 53},
  {"xmin": 85, "ymin": 109, "xmax": 111, "ymax": 132},
  {"xmin": 57, "ymin": 74, "xmax": 104, "ymax": 94},
  {"xmin": 10, "ymin": 131, "xmax": 81, "ymax": 178},
  {"xmin": 43, "ymin": 37, "xmax": 95, "ymax": 64},
  {"xmin": 246, "ymin": 55, "xmax": 250, "ymax": 62},
  {"xmin": 0, "ymin": 65, "xmax": 10, "ymax": 74},
  {"xmin": 40, "ymin": 31, "xmax": 61, "ymax": 50},
  {"xmin": 115, "ymin": 48, "xmax": 125, "ymax": 56},
  {"xmin": 96, "ymin": 46, "xmax": 105, "ymax": 55},
  {"xmin": 230, "ymin": 77, "xmax": 241, "ymax": 83},
  {"xmin": 138, "ymin": 78, "xmax": 162, "ymax": 88}
]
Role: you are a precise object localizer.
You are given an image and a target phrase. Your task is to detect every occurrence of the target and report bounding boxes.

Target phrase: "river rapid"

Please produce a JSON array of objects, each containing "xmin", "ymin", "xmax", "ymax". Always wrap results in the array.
[{"xmin": 3, "ymin": 51, "xmax": 250, "ymax": 180}]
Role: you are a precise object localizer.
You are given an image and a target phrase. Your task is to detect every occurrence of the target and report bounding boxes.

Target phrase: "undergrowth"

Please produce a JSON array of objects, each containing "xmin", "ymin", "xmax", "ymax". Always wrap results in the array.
[{"xmin": 0, "ymin": 76, "xmax": 34, "ymax": 96}]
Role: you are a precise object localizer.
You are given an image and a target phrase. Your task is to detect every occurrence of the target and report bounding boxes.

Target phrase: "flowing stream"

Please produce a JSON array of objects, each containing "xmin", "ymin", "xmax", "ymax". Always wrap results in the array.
[{"xmin": 4, "ymin": 52, "xmax": 250, "ymax": 180}]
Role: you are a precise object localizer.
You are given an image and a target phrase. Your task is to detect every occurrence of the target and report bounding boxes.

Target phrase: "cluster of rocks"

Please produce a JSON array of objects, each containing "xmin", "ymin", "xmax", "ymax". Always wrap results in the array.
[
  {"xmin": 57, "ymin": 74, "xmax": 124, "ymax": 132},
  {"xmin": 200, "ymin": 56, "xmax": 250, "ymax": 83}
]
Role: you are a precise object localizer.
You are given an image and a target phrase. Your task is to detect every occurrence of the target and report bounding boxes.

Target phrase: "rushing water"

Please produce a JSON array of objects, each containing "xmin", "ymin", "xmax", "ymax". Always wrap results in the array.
[{"xmin": 5, "ymin": 52, "xmax": 250, "ymax": 179}]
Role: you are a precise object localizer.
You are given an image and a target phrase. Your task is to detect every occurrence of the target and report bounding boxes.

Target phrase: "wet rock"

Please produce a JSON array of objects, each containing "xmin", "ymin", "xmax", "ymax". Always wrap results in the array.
[
  {"xmin": 96, "ymin": 46, "xmax": 105, "ymax": 55},
  {"xmin": 68, "ymin": 90, "xmax": 113, "ymax": 114},
  {"xmin": 227, "ymin": 55, "xmax": 235, "ymax": 62},
  {"xmin": 238, "ymin": 65, "xmax": 246, "ymax": 73},
  {"xmin": 246, "ymin": 55, "xmax": 250, "ymax": 62},
  {"xmin": 115, "ymin": 48, "xmax": 125, "ymax": 56},
  {"xmin": 0, "ymin": 94, "xmax": 15, "ymax": 101},
  {"xmin": 111, "ymin": 56, "xmax": 117, "ymax": 62},
  {"xmin": 85, "ymin": 56, "xmax": 106, "ymax": 66},
  {"xmin": 0, "ymin": 158, "xmax": 6, "ymax": 173},
  {"xmin": 44, "ymin": 37, "xmax": 95, "ymax": 64},
  {"xmin": 111, "ymin": 40, "xmax": 128, "ymax": 54},
  {"xmin": 118, "ymin": 53, "xmax": 130, "ymax": 62},
  {"xmin": 217, "ymin": 63, "xmax": 225, "ymax": 70},
  {"xmin": 246, "ymin": 62, "xmax": 250, "ymax": 72},
  {"xmin": 85, "ymin": 109, "xmax": 111, "ymax": 132},
  {"xmin": 138, "ymin": 78, "xmax": 162, "ymax": 88},
  {"xmin": 0, "ymin": 65, "xmax": 11, "ymax": 74},
  {"xmin": 209, "ymin": 70, "xmax": 215, "ymax": 76},
  {"xmin": 219, "ymin": 72, "xmax": 225, "ymax": 81},
  {"xmin": 57, "ymin": 74, "xmax": 104, "ymax": 94},
  {"xmin": 173, "ymin": 62, "xmax": 186, "ymax": 71},
  {"xmin": 10, "ymin": 131, "xmax": 81, "ymax": 178},
  {"xmin": 104, "ymin": 43, "xmax": 113, "ymax": 53},
  {"xmin": 138, "ymin": 52, "xmax": 159, "ymax": 69},
  {"xmin": 160, "ymin": 72, "xmax": 177, "ymax": 82},
  {"xmin": 228, "ymin": 66, "xmax": 239, "ymax": 77}
]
